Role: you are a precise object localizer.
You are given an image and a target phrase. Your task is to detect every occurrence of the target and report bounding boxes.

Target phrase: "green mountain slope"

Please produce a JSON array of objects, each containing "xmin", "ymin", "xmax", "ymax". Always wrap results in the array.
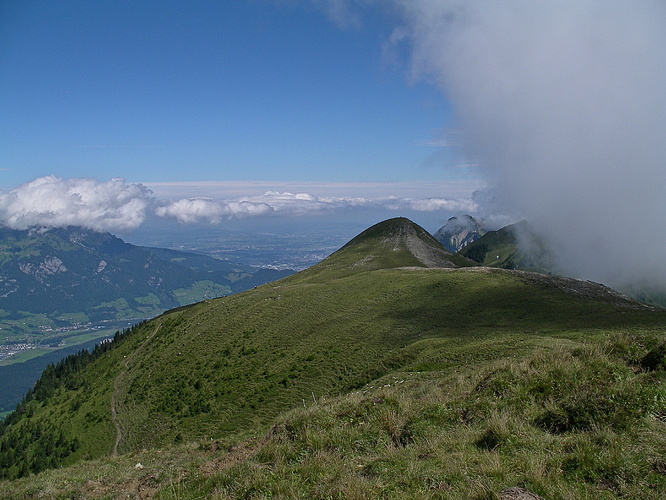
[
  {"xmin": 3, "ymin": 329, "xmax": 666, "ymax": 499},
  {"xmin": 460, "ymin": 221, "xmax": 666, "ymax": 308},
  {"xmin": 0, "ymin": 218, "xmax": 664, "ymax": 496}
]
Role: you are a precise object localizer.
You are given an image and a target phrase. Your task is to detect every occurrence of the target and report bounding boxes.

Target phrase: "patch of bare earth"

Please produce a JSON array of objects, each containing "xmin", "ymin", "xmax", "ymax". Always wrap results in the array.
[{"xmin": 199, "ymin": 437, "xmax": 266, "ymax": 477}]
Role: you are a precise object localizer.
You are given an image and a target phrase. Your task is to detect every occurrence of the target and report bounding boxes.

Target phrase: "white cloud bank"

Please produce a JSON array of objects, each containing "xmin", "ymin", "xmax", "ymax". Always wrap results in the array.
[
  {"xmin": 154, "ymin": 189, "xmax": 478, "ymax": 224},
  {"xmin": 154, "ymin": 198, "xmax": 274, "ymax": 224},
  {"xmin": 0, "ymin": 176, "xmax": 152, "ymax": 232},
  {"xmin": 0, "ymin": 176, "xmax": 482, "ymax": 231}
]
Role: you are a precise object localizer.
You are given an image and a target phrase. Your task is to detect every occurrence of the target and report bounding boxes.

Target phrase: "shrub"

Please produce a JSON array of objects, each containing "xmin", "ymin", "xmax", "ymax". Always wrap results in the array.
[{"xmin": 640, "ymin": 343, "xmax": 666, "ymax": 371}]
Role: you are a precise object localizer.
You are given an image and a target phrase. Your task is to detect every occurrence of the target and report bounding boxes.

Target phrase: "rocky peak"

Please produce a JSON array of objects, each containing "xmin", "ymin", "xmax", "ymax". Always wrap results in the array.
[{"xmin": 434, "ymin": 215, "xmax": 485, "ymax": 253}]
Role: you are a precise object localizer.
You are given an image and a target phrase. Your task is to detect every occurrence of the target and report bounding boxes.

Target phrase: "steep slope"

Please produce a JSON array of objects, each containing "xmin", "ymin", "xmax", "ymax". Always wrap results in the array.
[
  {"xmin": 4, "ymin": 329, "xmax": 666, "ymax": 499},
  {"xmin": 0, "ymin": 218, "xmax": 663, "ymax": 480},
  {"xmin": 434, "ymin": 214, "xmax": 485, "ymax": 252},
  {"xmin": 0, "ymin": 227, "xmax": 207, "ymax": 319}
]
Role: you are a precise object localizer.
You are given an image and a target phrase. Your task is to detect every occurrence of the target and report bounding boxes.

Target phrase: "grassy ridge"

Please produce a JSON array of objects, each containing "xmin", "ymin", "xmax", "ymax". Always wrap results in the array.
[
  {"xmin": 1, "ymin": 265, "xmax": 663, "ymax": 480},
  {"xmin": 80, "ymin": 268, "xmax": 666, "ymax": 453}
]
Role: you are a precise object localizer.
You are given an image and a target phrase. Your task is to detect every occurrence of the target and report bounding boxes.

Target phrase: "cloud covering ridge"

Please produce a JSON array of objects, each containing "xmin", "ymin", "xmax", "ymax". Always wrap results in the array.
[{"xmin": 387, "ymin": 0, "xmax": 666, "ymax": 290}]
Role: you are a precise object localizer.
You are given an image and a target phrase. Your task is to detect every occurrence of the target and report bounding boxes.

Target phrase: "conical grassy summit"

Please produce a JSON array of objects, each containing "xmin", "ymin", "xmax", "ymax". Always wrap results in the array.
[
  {"xmin": 0, "ymin": 218, "xmax": 664, "ymax": 495},
  {"xmin": 292, "ymin": 217, "xmax": 474, "ymax": 283}
]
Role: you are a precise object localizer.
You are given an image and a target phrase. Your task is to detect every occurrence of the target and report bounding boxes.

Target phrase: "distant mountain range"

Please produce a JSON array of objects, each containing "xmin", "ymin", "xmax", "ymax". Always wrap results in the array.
[
  {"xmin": 433, "ymin": 215, "xmax": 550, "ymax": 271},
  {"xmin": 433, "ymin": 216, "xmax": 550, "ymax": 270},
  {"xmin": 0, "ymin": 226, "xmax": 293, "ymax": 327}
]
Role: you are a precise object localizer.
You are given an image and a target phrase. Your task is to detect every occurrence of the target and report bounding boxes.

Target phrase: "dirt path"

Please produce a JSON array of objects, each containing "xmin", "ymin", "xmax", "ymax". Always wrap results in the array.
[{"xmin": 111, "ymin": 323, "xmax": 161, "ymax": 457}]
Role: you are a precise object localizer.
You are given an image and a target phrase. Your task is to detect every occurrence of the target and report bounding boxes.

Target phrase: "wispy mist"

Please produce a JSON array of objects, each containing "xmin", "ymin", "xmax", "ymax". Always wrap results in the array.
[{"xmin": 390, "ymin": 0, "xmax": 666, "ymax": 290}]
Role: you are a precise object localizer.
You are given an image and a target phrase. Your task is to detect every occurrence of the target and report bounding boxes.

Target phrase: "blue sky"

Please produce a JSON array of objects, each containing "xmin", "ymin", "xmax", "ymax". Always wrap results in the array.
[
  {"xmin": 0, "ymin": 0, "xmax": 486, "ymax": 234},
  {"xmin": 0, "ymin": 1, "xmax": 471, "ymax": 184}
]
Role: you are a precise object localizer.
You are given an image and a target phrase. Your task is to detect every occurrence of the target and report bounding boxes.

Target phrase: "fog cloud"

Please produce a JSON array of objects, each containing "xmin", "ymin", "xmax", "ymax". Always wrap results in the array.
[{"xmin": 389, "ymin": 0, "xmax": 666, "ymax": 290}]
